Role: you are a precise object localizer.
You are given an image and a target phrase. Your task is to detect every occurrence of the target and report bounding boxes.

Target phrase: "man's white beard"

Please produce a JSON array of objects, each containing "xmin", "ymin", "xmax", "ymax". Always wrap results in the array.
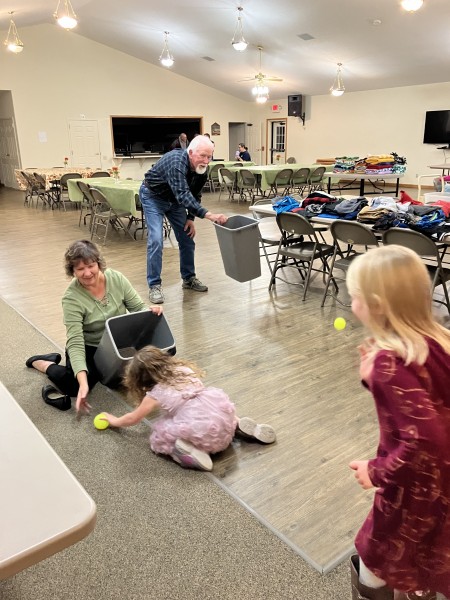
[{"xmin": 195, "ymin": 165, "xmax": 207, "ymax": 175}]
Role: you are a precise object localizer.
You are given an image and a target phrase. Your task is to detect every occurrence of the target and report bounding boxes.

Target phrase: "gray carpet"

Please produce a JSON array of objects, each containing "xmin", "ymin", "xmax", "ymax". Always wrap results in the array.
[{"xmin": 0, "ymin": 297, "xmax": 351, "ymax": 599}]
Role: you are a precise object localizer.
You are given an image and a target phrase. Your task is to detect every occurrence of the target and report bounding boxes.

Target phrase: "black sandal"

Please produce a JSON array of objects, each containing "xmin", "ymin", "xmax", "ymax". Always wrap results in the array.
[
  {"xmin": 26, "ymin": 353, "xmax": 62, "ymax": 369},
  {"xmin": 41, "ymin": 385, "xmax": 71, "ymax": 411}
]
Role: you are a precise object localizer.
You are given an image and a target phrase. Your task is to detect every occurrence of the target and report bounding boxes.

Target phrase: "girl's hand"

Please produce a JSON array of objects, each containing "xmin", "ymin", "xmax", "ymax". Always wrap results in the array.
[
  {"xmin": 150, "ymin": 305, "xmax": 163, "ymax": 315},
  {"xmin": 349, "ymin": 460, "xmax": 374, "ymax": 489},
  {"xmin": 76, "ymin": 383, "xmax": 92, "ymax": 415},
  {"xmin": 100, "ymin": 412, "xmax": 121, "ymax": 427}
]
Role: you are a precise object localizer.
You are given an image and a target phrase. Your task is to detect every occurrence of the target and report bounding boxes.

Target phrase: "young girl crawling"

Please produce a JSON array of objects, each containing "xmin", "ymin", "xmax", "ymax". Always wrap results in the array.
[{"xmin": 100, "ymin": 346, "xmax": 276, "ymax": 471}]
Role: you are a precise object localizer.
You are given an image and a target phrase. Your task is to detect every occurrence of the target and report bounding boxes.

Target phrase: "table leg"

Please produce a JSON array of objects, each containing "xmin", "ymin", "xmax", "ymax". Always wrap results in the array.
[{"xmin": 360, "ymin": 179, "xmax": 365, "ymax": 196}]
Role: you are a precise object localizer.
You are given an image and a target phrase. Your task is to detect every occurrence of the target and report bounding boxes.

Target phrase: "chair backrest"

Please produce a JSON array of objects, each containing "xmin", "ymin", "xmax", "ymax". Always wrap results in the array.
[
  {"xmin": 232, "ymin": 162, "xmax": 243, "ymax": 167},
  {"xmin": 220, "ymin": 168, "xmax": 235, "ymax": 185},
  {"xmin": 331, "ymin": 220, "xmax": 379, "ymax": 247},
  {"xmin": 276, "ymin": 211, "xmax": 315, "ymax": 237},
  {"xmin": 89, "ymin": 187, "xmax": 110, "ymax": 209},
  {"xmin": 90, "ymin": 171, "xmax": 110, "ymax": 178},
  {"xmin": 286, "ymin": 157, "xmax": 297, "ymax": 164},
  {"xmin": 291, "ymin": 168, "xmax": 310, "ymax": 184},
  {"xmin": 60, "ymin": 173, "xmax": 82, "ymax": 186},
  {"xmin": 309, "ymin": 166, "xmax": 326, "ymax": 183},
  {"xmin": 240, "ymin": 169, "xmax": 256, "ymax": 186},
  {"xmin": 33, "ymin": 172, "xmax": 47, "ymax": 188},
  {"xmin": 21, "ymin": 171, "xmax": 36, "ymax": 188},
  {"xmin": 382, "ymin": 227, "xmax": 439, "ymax": 259},
  {"xmin": 208, "ymin": 163, "xmax": 224, "ymax": 179},
  {"xmin": 76, "ymin": 180, "xmax": 95, "ymax": 203},
  {"xmin": 274, "ymin": 168, "xmax": 293, "ymax": 185}
]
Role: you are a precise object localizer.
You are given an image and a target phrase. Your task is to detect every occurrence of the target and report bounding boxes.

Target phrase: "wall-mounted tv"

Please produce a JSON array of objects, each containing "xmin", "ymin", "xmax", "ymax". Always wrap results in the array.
[
  {"xmin": 111, "ymin": 116, "xmax": 203, "ymax": 156},
  {"xmin": 423, "ymin": 110, "xmax": 450, "ymax": 148}
]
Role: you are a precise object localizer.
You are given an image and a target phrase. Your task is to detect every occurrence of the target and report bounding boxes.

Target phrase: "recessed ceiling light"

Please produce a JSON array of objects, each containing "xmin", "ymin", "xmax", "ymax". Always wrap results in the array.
[
  {"xmin": 202, "ymin": 56, "xmax": 215, "ymax": 62},
  {"xmin": 297, "ymin": 33, "xmax": 315, "ymax": 41},
  {"xmin": 371, "ymin": 19, "xmax": 382, "ymax": 26}
]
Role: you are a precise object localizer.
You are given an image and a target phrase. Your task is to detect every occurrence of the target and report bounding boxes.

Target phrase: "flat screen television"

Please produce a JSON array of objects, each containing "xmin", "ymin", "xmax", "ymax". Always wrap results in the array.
[
  {"xmin": 111, "ymin": 116, "xmax": 203, "ymax": 156},
  {"xmin": 423, "ymin": 110, "xmax": 450, "ymax": 147}
]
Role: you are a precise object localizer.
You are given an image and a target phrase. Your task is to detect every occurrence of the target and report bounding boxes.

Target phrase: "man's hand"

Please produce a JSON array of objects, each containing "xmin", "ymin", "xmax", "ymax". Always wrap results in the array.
[
  {"xmin": 205, "ymin": 212, "xmax": 228, "ymax": 225},
  {"xmin": 184, "ymin": 219, "xmax": 196, "ymax": 238}
]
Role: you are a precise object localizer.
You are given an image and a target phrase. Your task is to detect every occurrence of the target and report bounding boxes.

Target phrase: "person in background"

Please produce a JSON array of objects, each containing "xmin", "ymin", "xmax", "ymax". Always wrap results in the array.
[
  {"xmin": 204, "ymin": 132, "xmax": 215, "ymax": 159},
  {"xmin": 25, "ymin": 240, "xmax": 162, "ymax": 414},
  {"xmin": 237, "ymin": 143, "xmax": 251, "ymax": 162},
  {"xmin": 170, "ymin": 133, "xmax": 188, "ymax": 150},
  {"xmin": 100, "ymin": 346, "xmax": 276, "ymax": 471},
  {"xmin": 347, "ymin": 245, "xmax": 450, "ymax": 600},
  {"xmin": 139, "ymin": 135, "xmax": 228, "ymax": 305}
]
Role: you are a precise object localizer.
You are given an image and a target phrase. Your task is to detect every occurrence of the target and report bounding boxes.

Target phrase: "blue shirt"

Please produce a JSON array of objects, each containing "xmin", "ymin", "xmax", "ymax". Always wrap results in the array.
[{"xmin": 143, "ymin": 150, "xmax": 208, "ymax": 219}]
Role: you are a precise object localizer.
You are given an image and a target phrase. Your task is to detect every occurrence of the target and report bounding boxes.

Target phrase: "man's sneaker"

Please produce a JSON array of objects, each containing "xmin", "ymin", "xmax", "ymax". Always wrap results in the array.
[
  {"xmin": 236, "ymin": 417, "xmax": 276, "ymax": 444},
  {"xmin": 172, "ymin": 439, "xmax": 213, "ymax": 471},
  {"xmin": 182, "ymin": 277, "xmax": 208, "ymax": 293},
  {"xmin": 149, "ymin": 285, "xmax": 164, "ymax": 304}
]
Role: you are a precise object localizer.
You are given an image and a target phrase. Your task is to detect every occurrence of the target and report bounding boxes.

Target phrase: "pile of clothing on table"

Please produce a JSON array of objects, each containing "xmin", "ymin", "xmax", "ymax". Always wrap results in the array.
[
  {"xmin": 272, "ymin": 190, "xmax": 450, "ymax": 239},
  {"xmin": 332, "ymin": 152, "xmax": 407, "ymax": 175}
]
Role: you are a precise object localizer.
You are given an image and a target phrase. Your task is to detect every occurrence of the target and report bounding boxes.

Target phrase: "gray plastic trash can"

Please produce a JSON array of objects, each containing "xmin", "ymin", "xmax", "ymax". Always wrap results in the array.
[
  {"xmin": 214, "ymin": 215, "xmax": 261, "ymax": 282},
  {"xmin": 94, "ymin": 311, "xmax": 176, "ymax": 388}
]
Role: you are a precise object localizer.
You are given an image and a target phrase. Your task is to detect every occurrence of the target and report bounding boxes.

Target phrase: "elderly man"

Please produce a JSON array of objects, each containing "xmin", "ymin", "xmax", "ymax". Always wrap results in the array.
[
  {"xmin": 170, "ymin": 132, "xmax": 188, "ymax": 150},
  {"xmin": 139, "ymin": 135, "xmax": 227, "ymax": 304}
]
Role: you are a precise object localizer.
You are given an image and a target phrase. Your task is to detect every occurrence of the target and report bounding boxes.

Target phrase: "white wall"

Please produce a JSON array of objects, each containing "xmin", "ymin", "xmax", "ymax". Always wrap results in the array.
[
  {"xmin": 258, "ymin": 82, "xmax": 450, "ymax": 185},
  {"xmin": 1, "ymin": 22, "xmax": 450, "ymax": 186},
  {"xmin": 0, "ymin": 24, "xmax": 255, "ymax": 182}
]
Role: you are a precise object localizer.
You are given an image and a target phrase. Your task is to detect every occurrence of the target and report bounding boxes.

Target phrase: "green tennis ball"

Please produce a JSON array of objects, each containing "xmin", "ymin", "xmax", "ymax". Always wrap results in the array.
[
  {"xmin": 93, "ymin": 413, "xmax": 109, "ymax": 430},
  {"xmin": 334, "ymin": 317, "xmax": 347, "ymax": 331}
]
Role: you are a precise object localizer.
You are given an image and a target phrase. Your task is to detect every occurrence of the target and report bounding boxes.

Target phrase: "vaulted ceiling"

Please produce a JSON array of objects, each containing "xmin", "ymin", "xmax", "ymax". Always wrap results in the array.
[{"xmin": 5, "ymin": 0, "xmax": 450, "ymax": 102}]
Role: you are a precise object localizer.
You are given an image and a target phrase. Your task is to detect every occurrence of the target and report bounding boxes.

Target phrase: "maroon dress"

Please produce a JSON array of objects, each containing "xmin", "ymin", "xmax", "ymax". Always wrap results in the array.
[{"xmin": 355, "ymin": 338, "xmax": 450, "ymax": 596}]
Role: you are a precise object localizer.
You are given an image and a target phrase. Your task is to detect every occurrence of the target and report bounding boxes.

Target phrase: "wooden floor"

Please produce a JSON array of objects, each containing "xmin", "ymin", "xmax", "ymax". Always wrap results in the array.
[{"xmin": 0, "ymin": 186, "xmax": 379, "ymax": 573}]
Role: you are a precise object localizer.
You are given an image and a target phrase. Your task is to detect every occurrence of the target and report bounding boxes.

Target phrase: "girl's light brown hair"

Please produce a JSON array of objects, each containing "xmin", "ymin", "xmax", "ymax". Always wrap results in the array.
[
  {"xmin": 346, "ymin": 244, "xmax": 450, "ymax": 364},
  {"xmin": 123, "ymin": 346, "xmax": 205, "ymax": 401}
]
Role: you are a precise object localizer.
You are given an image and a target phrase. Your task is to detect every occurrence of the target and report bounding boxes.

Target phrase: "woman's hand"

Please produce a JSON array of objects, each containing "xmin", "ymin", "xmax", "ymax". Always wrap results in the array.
[
  {"xmin": 76, "ymin": 381, "xmax": 92, "ymax": 415},
  {"xmin": 349, "ymin": 460, "xmax": 374, "ymax": 489}
]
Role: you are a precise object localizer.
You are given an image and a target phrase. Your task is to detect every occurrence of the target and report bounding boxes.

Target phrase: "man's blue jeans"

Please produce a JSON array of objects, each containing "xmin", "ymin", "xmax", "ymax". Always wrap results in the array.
[{"xmin": 139, "ymin": 184, "xmax": 196, "ymax": 287}]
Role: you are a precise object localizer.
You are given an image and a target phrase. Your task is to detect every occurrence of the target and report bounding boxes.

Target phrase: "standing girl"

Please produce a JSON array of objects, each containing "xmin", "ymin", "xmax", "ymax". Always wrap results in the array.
[
  {"xmin": 347, "ymin": 245, "xmax": 450, "ymax": 600},
  {"xmin": 101, "ymin": 346, "xmax": 276, "ymax": 471}
]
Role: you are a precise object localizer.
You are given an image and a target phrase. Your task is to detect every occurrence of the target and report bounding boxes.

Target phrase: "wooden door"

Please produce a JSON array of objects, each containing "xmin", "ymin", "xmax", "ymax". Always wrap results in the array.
[
  {"xmin": 0, "ymin": 118, "xmax": 21, "ymax": 188},
  {"xmin": 68, "ymin": 120, "xmax": 101, "ymax": 169}
]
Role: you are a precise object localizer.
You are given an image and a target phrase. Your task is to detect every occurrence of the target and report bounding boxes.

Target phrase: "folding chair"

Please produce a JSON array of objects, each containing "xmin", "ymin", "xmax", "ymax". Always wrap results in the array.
[
  {"xmin": 218, "ymin": 168, "xmax": 239, "ymax": 202},
  {"xmin": 269, "ymin": 168, "xmax": 293, "ymax": 198},
  {"xmin": 321, "ymin": 220, "xmax": 379, "ymax": 307},
  {"xmin": 290, "ymin": 167, "xmax": 310, "ymax": 196},
  {"xmin": 21, "ymin": 171, "xmax": 39, "ymax": 207},
  {"xmin": 33, "ymin": 173, "xmax": 56, "ymax": 208},
  {"xmin": 269, "ymin": 212, "xmax": 336, "ymax": 301},
  {"xmin": 308, "ymin": 166, "xmax": 326, "ymax": 193},
  {"xmin": 90, "ymin": 171, "xmax": 111, "ymax": 178},
  {"xmin": 205, "ymin": 163, "xmax": 224, "ymax": 193},
  {"xmin": 238, "ymin": 169, "xmax": 258, "ymax": 202},
  {"xmin": 89, "ymin": 187, "xmax": 135, "ymax": 245},
  {"xmin": 383, "ymin": 228, "xmax": 450, "ymax": 314},
  {"xmin": 76, "ymin": 180, "xmax": 95, "ymax": 229},
  {"xmin": 58, "ymin": 173, "xmax": 82, "ymax": 211}
]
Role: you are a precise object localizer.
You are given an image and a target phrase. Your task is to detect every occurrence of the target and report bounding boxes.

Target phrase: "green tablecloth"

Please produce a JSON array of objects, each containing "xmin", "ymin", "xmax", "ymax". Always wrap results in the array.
[
  {"xmin": 226, "ymin": 163, "xmax": 334, "ymax": 192},
  {"xmin": 67, "ymin": 178, "xmax": 142, "ymax": 218},
  {"xmin": 207, "ymin": 161, "xmax": 254, "ymax": 175}
]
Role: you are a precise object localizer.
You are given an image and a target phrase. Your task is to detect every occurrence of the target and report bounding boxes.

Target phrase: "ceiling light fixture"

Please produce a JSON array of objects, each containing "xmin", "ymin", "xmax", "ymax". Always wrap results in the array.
[
  {"xmin": 400, "ymin": 0, "xmax": 423, "ymax": 11},
  {"xmin": 4, "ymin": 12, "xmax": 24, "ymax": 53},
  {"xmin": 252, "ymin": 82, "xmax": 269, "ymax": 104},
  {"xmin": 231, "ymin": 6, "xmax": 248, "ymax": 52},
  {"xmin": 4, "ymin": 12, "xmax": 24, "ymax": 54},
  {"xmin": 330, "ymin": 63, "xmax": 345, "ymax": 97},
  {"xmin": 54, "ymin": 0, "xmax": 78, "ymax": 30},
  {"xmin": 160, "ymin": 31, "xmax": 174, "ymax": 68}
]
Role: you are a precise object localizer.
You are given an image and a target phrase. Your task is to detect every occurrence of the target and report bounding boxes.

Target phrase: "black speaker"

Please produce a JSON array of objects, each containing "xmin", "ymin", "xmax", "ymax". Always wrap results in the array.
[{"xmin": 288, "ymin": 95, "xmax": 303, "ymax": 117}]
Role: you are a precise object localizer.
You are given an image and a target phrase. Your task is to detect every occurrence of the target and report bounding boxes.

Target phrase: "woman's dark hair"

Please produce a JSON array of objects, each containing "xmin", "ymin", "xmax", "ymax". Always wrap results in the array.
[{"xmin": 64, "ymin": 240, "xmax": 106, "ymax": 277}]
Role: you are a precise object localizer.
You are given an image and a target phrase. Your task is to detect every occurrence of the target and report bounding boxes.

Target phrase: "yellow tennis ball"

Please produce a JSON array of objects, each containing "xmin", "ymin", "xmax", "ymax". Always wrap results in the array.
[
  {"xmin": 334, "ymin": 317, "xmax": 347, "ymax": 331},
  {"xmin": 93, "ymin": 413, "xmax": 109, "ymax": 430}
]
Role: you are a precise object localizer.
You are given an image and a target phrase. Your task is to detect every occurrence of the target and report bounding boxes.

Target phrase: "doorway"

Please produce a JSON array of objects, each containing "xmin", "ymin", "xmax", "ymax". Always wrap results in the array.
[
  {"xmin": 0, "ymin": 118, "xmax": 21, "ymax": 188},
  {"xmin": 68, "ymin": 120, "xmax": 101, "ymax": 169},
  {"xmin": 268, "ymin": 119, "xmax": 287, "ymax": 164}
]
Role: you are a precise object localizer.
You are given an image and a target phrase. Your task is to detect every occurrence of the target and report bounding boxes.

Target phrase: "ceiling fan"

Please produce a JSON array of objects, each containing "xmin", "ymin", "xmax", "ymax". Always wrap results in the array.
[
  {"xmin": 238, "ymin": 46, "xmax": 282, "ymax": 103},
  {"xmin": 239, "ymin": 46, "xmax": 283, "ymax": 85}
]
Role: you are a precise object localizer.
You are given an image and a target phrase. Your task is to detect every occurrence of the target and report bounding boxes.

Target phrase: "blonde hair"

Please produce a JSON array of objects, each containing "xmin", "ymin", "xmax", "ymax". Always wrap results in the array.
[
  {"xmin": 346, "ymin": 245, "xmax": 450, "ymax": 365},
  {"xmin": 123, "ymin": 346, "xmax": 205, "ymax": 401}
]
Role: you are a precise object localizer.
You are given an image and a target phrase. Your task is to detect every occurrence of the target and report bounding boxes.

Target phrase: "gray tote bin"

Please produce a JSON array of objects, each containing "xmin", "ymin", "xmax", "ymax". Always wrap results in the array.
[
  {"xmin": 214, "ymin": 215, "xmax": 261, "ymax": 282},
  {"xmin": 94, "ymin": 311, "xmax": 176, "ymax": 388}
]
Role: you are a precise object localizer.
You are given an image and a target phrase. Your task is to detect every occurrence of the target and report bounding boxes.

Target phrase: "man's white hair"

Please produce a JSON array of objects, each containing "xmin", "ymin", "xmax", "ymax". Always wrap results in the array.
[{"xmin": 188, "ymin": 135, "xmax": 214, "ymax": 153}]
